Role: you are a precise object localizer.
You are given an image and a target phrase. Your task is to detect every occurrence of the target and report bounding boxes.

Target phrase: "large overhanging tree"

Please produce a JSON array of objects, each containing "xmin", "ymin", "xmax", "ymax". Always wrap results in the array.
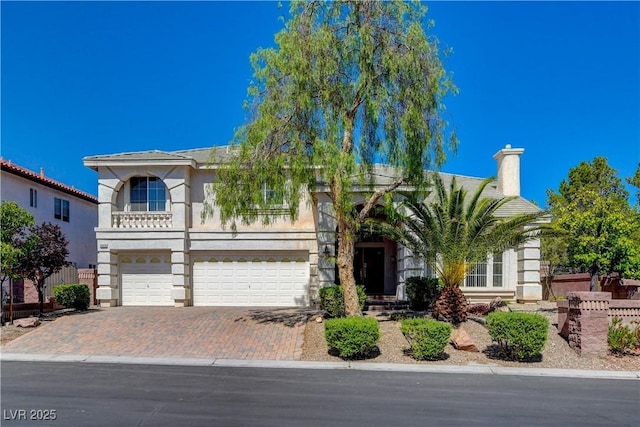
[{"xmin": 205, "ymin": 1, "xmax": 458, "ymax": 316}]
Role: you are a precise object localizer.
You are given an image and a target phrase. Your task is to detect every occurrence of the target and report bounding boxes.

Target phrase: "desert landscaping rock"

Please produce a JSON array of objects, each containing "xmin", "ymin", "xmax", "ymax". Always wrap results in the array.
[
  {"xmin": 13, "ymin": 317, "xmax": 41, "ymax": 328},
  {"xmin": 450, "ymin": 327, "xmax": 479, "ymax": 352}
]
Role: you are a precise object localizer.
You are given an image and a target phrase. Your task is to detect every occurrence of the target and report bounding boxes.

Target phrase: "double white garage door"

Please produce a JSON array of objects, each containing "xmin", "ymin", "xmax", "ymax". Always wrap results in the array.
[
  {"xmin": 192, "ymin": 253, "xmax": 309, "ymax": 306},
  {"xmin": 120, "ymin": 252, "xmax": 309, "ymax": 307}
]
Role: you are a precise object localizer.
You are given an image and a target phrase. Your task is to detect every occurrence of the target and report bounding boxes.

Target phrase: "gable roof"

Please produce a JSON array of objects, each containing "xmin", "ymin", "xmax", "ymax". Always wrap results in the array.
[
  {"xmin": 83, "ymin": 146, "xmax": 236, "ymax": 167},
  {"xmin": 438, "ymin": 172, "xmax": 542, "ymax": 216},
  {"xmin": 356, "ymin": 165, "xmax": 542, "ymax": 216},
  {"xmin": 1, "ymin": 159, "xmax": 98, "ymax": 204}
]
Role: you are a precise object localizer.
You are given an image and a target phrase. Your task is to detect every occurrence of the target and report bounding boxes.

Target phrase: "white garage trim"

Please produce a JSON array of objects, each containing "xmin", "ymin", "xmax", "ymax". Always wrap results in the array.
[
  {"xmin": 192, "ymin": 251, "xmax": 310, "ymax": 307},
  {"xmin": 120, "ymin": 254, "xmax": 173, "ymax": 306}
]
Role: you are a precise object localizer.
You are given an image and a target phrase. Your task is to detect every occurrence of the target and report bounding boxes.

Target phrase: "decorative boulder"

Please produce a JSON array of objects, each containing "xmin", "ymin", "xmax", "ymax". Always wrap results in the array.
[
  {"xmin": 13, "ymin": 317, "xmax": 41, "ymax": 328},
  {"xmin": 450, "ymin": 328, "xmax": 479, "ymax": 352},
  {"xmin": 489, "ymin": 297, "xmax": 507, "ymax": 312}
]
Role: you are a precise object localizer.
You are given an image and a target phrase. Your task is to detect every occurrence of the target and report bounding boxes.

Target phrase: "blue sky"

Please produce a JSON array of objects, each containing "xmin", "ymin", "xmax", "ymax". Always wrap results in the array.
[{"xmin": 2, "ymin": 1, "xmax": 638, "ymax": 207}]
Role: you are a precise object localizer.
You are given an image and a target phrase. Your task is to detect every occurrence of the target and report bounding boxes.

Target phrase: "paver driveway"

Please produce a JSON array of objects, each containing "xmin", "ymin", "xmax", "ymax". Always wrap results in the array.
[{"xmin": 1, "ymin": 307, "xmax": 308, "ymax": 360}]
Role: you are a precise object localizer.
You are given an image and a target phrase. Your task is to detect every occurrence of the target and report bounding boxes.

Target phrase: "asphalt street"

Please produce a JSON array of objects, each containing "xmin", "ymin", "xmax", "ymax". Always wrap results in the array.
[{"xmin": 1, "ymin": 362, "xmax": 638, "ymax": 427}]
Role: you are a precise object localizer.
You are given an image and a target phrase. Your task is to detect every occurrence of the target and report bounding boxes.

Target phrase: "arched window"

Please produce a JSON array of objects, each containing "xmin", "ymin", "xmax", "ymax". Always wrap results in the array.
[{"xmin": 129, "ymin": 177, "xmax": 167, "ymax": 211}]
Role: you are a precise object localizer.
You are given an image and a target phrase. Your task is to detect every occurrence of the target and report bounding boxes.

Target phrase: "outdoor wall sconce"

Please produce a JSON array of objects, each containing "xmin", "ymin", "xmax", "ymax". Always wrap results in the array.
[{"xmin": 323, "ymin": 245, "xmax": 331, "ymax": 258}]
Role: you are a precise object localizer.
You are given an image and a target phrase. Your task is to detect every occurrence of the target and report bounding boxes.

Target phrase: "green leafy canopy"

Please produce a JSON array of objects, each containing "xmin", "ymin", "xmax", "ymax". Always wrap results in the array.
[
  {"xmin": 0, "ymin": 201, "xmax": 35, "ymax": 284},
  {"xmin": 204, "ymin": 1, "xmax": 458, "ymax": 316},
  {"xmin": 205, "ymin": 0, "xmax": 458, "ymax": 230},
  {"xmin": 546, "ymin": 157, "xmax": 640, "ymax": 282}
]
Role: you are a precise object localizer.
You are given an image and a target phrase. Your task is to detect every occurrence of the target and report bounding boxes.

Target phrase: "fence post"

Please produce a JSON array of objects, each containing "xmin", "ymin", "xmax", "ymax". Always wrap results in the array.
[
  {"xmin": 78, "ymin": 269, "xmax": 98, "ymax": 306},
  {"xmin": 566, "ymin": 292, "xmax": 611, "ymax": 357}
]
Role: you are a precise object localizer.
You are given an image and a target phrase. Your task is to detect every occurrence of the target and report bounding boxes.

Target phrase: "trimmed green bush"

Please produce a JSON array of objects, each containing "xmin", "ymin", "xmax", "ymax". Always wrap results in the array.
[
  {"xmin": 486, "ymin": 312, "xmax": 548, "ymax": 360},
  {"xmin": 405, "ymin": 276, "xmax": 441, "ymax": 311},
  {"xmin": 319, "ymin": 285, "xmax": 366, "ymax": 318},
  {"xmin": 324, "ymin": 316, "xmax": 380, "ymax": 359},
  {"xmin": 401, "ymin": 318, "xmax": 452, "ymax": 360},
  {"xmin": 54, "ymin": 284, "xmax": 90, "ymax": 311},
  {"xmin": 608, "ymin": 317, "xmax": 640, "ymax": 355}
]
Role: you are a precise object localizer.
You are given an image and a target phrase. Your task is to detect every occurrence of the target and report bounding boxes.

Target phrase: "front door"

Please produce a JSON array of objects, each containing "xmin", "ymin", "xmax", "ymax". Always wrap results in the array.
[{"xmin": 354, "ymin": 247, "xmax": 385, "ymax": 294}]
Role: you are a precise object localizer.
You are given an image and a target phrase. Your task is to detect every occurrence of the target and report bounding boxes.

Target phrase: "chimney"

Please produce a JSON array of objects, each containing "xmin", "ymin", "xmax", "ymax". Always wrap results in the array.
[
  {"xmin": 40, "ymin": 167, "xmax": 45, "ymax": 178},
  {"xmin": 493, "ymin": 144, "xmax": 524, "ymax": 197}
]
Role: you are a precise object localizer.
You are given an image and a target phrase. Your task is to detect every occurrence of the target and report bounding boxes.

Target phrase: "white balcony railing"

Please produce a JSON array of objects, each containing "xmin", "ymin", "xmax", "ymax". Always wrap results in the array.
[{"xmin": 112, "ymin": 212, "xmax": 172, "ymax": 229}]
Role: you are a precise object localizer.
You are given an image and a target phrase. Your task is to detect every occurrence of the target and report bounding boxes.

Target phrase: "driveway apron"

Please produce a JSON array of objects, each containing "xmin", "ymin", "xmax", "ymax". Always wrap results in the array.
[{"xmin": 1, "ymin": 307, "xmax": 305, "ymax": 360}]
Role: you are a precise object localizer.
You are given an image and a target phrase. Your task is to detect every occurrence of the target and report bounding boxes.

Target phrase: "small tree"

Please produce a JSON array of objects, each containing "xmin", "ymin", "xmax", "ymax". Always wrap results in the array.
[
  {"xmin": 0, "ymin": 201, "xmax": 35, "ymax": 323},
  {"xmin": 204, "ymin": 0, "xmax": 458, "ymax": 316},
  {"xmin": 16, "ymin": 223, "xmax": 69, "ymax": 316},
  {"xmin": 547, "ymin": 157, "xmax": 640, "ymax": 291},
  {"xmin": 540, "ymin": 235, "xmax": 569, "ymax": 300}
]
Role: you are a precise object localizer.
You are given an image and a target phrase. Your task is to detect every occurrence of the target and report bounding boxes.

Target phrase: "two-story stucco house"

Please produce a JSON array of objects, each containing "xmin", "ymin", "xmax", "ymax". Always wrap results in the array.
[
  {"xmin": 1, "ymin": 159, "xmax": 98, "ymax": 302},
  {"xmin": 83, "ymin": 144, "xmax": 543, "ymax": 308}
]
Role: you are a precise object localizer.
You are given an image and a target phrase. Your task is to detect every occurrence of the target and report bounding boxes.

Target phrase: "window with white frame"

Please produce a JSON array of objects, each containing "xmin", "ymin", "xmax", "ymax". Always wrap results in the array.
[
  {"xmin": 492, "ymin": 251, "xmax": 503, "ymax": 288},
  {"xmin": 261, "ymin": 182, "xmax": 285, "ymax": 207},
  {"xmin": 54, "ymin": 198, "xmax": 69, "ymax": 222},
  {"xmin": 463, "ymin": 252, "xmax": 505, "ymax": 288},
  {"xmin": 30, "ymin": 188, "xmax": 38, "ymax": 208},
  {"xmin": 424, "ymin": 263, "xmax": 438, "ymax": 278},
  {"xmin": 129, "ymin": 177, "xmax": 167, "ymax": 211},
  {"xmin": 465, "ymin": 261, "xmax": 487, "ymax": 287}
]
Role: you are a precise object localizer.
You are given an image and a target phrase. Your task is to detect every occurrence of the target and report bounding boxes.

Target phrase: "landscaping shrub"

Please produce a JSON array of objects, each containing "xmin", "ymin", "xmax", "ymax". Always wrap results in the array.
[
  {"xmin": 54, "ymin": 284, "xmax": 90, "ymax": 311},
  {"xmin": 324, "ymin": 316, "xmax": 380, "ymax": 359},
  {"xmin": 608, "ymin": 317, "xmax": 640, "ymax": 355},
  {"xmin": 486, "ymin": 312, "xmax": 548, "ymax": 360},
  {"xmin": 401, "ymin": 318, "xmax": 452, "ymax": 360},
  {"xmin": 389, "ymin": 311, "xmax": 417, "ymax": 322},
  {"xmin": 405, "ymin": 276, "xmax": 441, "ymax": 311},
  {"xmin": 319, "ymin": 285, "xmax": 366, "ymax": 318}
]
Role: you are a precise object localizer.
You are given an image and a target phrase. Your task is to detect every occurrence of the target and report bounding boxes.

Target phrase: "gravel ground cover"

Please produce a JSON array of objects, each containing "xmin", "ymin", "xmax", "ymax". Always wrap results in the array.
[{"xmin": 301, "ymin": 302, "xmax": 640, "ymax": 372}]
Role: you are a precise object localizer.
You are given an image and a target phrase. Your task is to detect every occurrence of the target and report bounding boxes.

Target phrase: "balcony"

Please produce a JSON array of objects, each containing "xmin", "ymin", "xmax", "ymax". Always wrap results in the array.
[{"xmin": 112, "ymin": 212, "xmax": 172, "ymax": 229}]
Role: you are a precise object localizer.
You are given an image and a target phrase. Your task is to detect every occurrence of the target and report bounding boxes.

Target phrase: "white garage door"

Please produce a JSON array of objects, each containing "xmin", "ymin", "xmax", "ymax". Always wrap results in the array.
[
  {"xmin": 120, "ymin": 254, "xmax": 173, "ymax": 306},
  {"xmin": 192, "ymin": 252, "xmax": 309, "ymax": 307}
]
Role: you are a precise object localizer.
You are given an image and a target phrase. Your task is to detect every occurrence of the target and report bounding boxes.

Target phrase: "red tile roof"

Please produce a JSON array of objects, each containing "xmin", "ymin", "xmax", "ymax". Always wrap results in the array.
[{"xmin": 1, "ymin": 159, "xmax": 98, "ymax": 204}]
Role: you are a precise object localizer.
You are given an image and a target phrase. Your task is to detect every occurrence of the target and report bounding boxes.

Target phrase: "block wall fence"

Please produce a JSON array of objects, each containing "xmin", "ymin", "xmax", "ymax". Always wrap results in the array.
[{"xmin": 557, "ymin": 292, "xmax": 640, "ymax": 356}]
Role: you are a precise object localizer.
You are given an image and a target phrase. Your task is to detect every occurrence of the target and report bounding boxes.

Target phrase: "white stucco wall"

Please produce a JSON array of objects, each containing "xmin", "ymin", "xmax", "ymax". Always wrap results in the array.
[{"xmin": 1, "ymin": 170, "xmax": 98, "ymax": 268}]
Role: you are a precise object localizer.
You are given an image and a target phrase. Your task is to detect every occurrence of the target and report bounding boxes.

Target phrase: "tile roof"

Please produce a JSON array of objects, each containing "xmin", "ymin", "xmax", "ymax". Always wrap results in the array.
[
  {"xmin": 1, "ymin": 159, "xmax": 98, "ymax": 204},
  {"xmin": 83, "ymin": 146, "xmax": 237, "ymax": 164},
  {"xmin": 84, "ymin": 146, "xmax": 542, "ymax": 216}
]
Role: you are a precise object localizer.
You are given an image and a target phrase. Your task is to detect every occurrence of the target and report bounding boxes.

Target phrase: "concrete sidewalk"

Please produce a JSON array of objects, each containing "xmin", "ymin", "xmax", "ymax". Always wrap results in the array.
[{"xmin": 1, "ymin": 352, "xmax": 638, "ymax": 380}]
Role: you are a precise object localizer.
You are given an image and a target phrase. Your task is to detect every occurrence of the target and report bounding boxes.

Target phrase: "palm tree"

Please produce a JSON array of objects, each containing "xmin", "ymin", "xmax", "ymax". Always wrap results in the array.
[{"xmin": 370, "ymin": 173, "xmax": 553, "ymax": 323}]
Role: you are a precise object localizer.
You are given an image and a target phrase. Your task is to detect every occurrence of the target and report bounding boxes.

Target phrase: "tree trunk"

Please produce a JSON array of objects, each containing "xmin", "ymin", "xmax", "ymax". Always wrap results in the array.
[
  {"xmin": 37, "ymin": 279, "xmax": 45, "ymax": 316},
  {"xmin": 589, "ymin": 269, "xmax": 599, "ymax": 292},
  {"xmin": 337, "ymin": 215, "xmax": 360, "ymax": 316}
]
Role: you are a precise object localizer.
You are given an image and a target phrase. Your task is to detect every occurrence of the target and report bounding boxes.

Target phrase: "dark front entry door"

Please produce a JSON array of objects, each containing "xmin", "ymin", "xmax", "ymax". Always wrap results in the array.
[{"xmin": 354, "ymin": 247, "xmax": 385, "ymax": 294}]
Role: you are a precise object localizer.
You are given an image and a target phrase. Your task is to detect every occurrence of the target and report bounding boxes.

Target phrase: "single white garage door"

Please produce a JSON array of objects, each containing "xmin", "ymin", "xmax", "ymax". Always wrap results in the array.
[
  {"xmin": 192, "ymin": 252, "xmax": 309, "ymax": 306},
  {"xmin": 120, "ymin": 254, "xmax": 173, "ymax": 306}
]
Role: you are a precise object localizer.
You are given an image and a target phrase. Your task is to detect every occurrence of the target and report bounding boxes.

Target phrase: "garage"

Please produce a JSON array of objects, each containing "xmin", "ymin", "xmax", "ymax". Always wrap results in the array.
[
  {"xmin": 120, "ymin": 254, "xmax": 173, "ymax": 306},
  {"xmin": 192, "ymin": 252, "xmax": 309, "ymax": 306}
]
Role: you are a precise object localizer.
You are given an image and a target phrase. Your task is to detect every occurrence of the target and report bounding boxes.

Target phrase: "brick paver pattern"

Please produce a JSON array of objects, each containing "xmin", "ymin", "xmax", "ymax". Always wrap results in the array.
[{"xmin": 1, "ymin": 307, "xmax": 305, "ymax": 360}]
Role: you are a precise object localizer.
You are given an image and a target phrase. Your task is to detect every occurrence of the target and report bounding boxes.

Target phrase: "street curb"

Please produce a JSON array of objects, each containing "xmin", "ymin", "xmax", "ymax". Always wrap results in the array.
[{"xmin": 2, "ymin": 353, "xmax": 638, "ymax": 380}]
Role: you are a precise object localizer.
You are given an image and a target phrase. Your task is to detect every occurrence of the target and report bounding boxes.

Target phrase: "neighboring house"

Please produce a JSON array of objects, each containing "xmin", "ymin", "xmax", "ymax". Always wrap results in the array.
[
  {"xmin": 83, "ymin": 144, "xmax": 543, "ymax": 308},
  {"xmin": 1, "ymin": 159, "xmax": 98, "ymax": 302}
]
